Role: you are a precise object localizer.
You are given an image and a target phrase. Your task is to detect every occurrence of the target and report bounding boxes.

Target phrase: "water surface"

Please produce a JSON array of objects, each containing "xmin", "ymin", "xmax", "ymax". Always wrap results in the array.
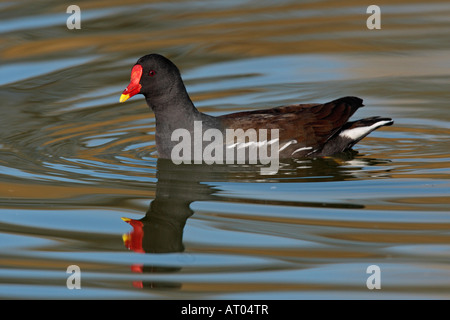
[{"xmin": 1, "ymin": 0, "xmax": 449, "ymax": 299}]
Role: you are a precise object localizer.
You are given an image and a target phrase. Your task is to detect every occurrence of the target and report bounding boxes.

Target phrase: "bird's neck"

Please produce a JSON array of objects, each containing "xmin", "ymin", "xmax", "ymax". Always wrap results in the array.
[
  {"xmin": 144, "ymin": 85, "xmax": 221, "ymax": 158},
  {"xmin": 146, "ymin": 85, "xmax": 201, "ymax": 125},
  {"xmin": 147, "ymin": 83, "xmax": 197, "ymax": 112}
]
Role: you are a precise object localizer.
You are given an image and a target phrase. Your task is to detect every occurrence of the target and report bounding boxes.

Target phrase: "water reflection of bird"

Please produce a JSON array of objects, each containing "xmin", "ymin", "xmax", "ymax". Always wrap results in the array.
[
  {"xmin": 121, "ymin": 159, "xmax": 214, "ymax": 289},
  {"xmin": 121, "ymin": 156, "xmax": 390, "ymax": 289}
]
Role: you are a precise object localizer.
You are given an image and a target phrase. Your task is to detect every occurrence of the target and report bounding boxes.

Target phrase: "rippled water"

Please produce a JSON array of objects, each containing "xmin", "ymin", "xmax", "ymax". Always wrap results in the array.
[{"xmin": 1, "ymin": 0, "xmax": 450, "ymax": 299}]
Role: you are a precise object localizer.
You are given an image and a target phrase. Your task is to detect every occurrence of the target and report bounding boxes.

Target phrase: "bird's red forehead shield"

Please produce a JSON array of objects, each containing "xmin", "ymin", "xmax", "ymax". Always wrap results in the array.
[{"xmin": 120, "ymin": 64, "xmax": 143, "ymax": 103}]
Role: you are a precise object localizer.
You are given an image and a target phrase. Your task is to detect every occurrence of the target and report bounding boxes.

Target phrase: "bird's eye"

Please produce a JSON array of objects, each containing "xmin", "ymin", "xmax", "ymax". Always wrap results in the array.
[{"xmin": 148, "ymin": 70, "xmax": 156, "ymax": 77}]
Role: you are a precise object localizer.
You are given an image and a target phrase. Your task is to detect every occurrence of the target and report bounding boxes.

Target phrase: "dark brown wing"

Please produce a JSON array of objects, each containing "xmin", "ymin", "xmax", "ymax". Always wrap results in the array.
[{"xmin": 219, "ymin": 96, "xmax": 364, "ymax": 157}]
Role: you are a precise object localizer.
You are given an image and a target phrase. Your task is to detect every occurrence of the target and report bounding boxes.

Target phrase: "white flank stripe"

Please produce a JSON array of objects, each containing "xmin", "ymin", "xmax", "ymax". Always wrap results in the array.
[
  {"xmin": 291, "ymin": 146, "xmax": 313, "ymax": 155},
  {"xmin": 227, "ymin": 139, "xmax": 279, "ymax": 149},
  {"xmin": 279, "ymin": 139, "xmax": 297, "ymax": 152}
]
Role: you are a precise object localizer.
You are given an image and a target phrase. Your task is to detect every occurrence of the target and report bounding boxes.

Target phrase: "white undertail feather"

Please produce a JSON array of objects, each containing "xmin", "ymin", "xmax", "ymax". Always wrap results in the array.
[{"xmin": 339, "ymin": 120, "xmax": 393, "ymax": 141}]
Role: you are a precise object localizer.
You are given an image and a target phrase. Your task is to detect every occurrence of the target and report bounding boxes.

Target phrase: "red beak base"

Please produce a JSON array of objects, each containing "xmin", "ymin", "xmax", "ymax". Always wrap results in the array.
[{"xmin": 120, "ymin": 64, "xmax": 143, "ymax": 103}]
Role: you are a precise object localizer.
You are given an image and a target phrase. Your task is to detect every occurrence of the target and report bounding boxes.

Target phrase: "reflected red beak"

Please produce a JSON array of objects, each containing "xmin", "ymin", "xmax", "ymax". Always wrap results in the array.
[
  {"xmin": 121, "ymin": 217, "xmax": 145, "ymax": 253},
  {"xmin": 120, "ymin": 64, "xmax": 143, "ymax": 103}
]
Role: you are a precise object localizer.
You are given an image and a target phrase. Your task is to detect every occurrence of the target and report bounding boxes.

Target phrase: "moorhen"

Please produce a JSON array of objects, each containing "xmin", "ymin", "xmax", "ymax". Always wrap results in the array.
[{"xmin": 119, "ymin": 54, "xmax": 393, "ymax": 160}]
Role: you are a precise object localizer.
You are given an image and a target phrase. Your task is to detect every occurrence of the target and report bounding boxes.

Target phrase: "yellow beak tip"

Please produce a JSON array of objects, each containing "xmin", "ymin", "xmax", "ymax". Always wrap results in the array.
[
  {"xmin": 122, "ymin": 233, "xmax": 130, "ymax": 243},
  {"xmin": 119, "ymin": 94, "xmax": 130, "ymax": 103}
]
